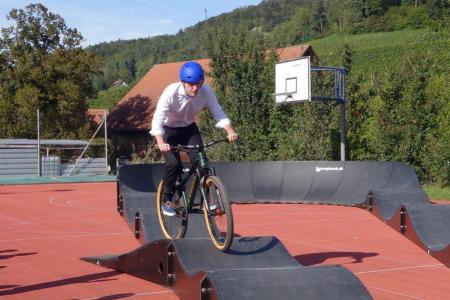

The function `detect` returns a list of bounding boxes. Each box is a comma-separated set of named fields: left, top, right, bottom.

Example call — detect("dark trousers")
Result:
left=162, top=123, right=203, bottom=198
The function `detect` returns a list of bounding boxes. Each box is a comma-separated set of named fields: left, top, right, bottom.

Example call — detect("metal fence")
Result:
left=0, top=147, right=107, bottom=178
left=0, top=148, right=39, bottom=178
left=61, top=158, right=107, bottom=176
left=42, top=156, right=61, bottom=176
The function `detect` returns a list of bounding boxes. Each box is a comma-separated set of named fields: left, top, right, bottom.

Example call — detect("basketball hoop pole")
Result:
left=309, top=66, right=346, bottom=161
left=337, top=67, right=346, bottom=161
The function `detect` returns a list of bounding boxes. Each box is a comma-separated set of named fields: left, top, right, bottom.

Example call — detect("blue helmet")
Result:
left=180, top=61, right=204, bottom=83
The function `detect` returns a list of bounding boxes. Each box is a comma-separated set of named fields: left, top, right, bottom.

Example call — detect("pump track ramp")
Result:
left=83, top=161, right=450, bottom=299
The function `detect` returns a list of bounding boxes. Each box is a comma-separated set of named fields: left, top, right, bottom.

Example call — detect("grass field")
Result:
left=424, top=184, right=450, bottom=202
left=310, top=29, right=431, bottom=77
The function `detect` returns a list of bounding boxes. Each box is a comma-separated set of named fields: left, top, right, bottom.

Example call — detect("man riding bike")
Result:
left=150, top=61, right=238, bottom=216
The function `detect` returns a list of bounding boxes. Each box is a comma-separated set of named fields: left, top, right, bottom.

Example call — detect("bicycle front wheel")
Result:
left=202, top=176, right=234, bottom=251
left=156, top=180, right=187, bottom=239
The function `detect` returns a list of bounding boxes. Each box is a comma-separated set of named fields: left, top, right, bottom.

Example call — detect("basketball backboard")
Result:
left=274, top=56, right=311, bottom=103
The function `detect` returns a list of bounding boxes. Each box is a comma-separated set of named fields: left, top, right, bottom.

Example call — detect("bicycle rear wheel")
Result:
left=156, top=180, right=187, bottom=239
left=202, top=176, right=234, bottom=251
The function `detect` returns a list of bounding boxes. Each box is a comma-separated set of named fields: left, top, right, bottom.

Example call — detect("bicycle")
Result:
left=156, top=139, right=234, bottom=251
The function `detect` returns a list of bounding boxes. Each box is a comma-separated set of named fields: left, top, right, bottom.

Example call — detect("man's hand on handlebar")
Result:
left=224, top=124, right=239, bottom=143
left=155, top=133, right=238, bottom=153
left=227, top=133, right=239, bottom=142
left=155, top=134, right=171, bottom=152
left=157, top=142, right=171, bottom=152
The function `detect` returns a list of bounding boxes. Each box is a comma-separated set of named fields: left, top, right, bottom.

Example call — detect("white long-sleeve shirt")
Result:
left=150, top=82, right=230, bottom=136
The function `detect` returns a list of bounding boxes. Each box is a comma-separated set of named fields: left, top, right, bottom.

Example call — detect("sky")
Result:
left=0, top=0, right=262, bottom=47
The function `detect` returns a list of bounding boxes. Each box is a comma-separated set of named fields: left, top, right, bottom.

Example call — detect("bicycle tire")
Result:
left=202, top=176, right=234, bottom=251
left=156, top=180, right=187, bottom=239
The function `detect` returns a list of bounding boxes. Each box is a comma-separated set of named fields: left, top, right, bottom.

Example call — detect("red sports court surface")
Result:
left=1, top=182, right=449, bottom=299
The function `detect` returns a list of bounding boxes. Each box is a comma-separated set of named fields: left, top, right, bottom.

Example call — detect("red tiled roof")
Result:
left=87, top=108, right=108, bottom=125
left=108, top=44, right=315, bottom=131
left=276, top=44, right=314, bottom=62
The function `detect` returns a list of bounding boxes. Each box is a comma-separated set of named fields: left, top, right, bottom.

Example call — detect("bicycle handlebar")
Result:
left=170, top=139, right=229, bottom=152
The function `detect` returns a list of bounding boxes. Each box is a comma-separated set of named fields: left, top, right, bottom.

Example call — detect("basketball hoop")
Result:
left=272, top=92, right=295, bottom=104
left=274, top=57, right=311, bottom=104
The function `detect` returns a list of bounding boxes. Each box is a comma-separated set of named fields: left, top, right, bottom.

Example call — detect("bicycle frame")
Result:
left=157, top=138, right=233, bottom=251
left=174, top=146, right=214, bottom=213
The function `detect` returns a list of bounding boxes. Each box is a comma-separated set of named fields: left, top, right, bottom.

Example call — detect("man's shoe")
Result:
left=162, top=201, right=176, bottom=217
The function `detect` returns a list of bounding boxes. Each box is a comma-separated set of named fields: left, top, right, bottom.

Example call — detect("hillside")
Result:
left=311, top=29, right=432, bottom=75
left=88, top=27, right=446, bottom=110
left=86, top=0, right=448, bottom=96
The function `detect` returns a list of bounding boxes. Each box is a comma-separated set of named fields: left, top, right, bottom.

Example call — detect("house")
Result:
left=107, top=44, right=317, bottom=160
left=276, top=44, right=317, bottom=63
left=87, top=108, right=108, bottom=126
left=112, top=79, right=128, bottom=88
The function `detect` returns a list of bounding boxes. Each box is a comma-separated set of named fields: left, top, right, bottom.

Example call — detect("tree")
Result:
left=87, top=86, right=129, bottom=109
left=426, top=0, right=449, bottom=19
left=311, top=0, right=327, bottom=34
left=202, top=27, right=276, bottom=161
left=202, top=25, right=339, bottom=162
left=325, top=0, right=347, bottom=31
left=0, top=4, right=100, bottom=139
left=345, top=0, right=385, bottom=30
left=361, top=49, right=449, bottom=184
left=269, top=7, right=312, bottom=46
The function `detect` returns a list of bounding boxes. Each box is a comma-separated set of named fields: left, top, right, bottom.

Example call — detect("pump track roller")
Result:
left=83, top=161, right=450, bottom=299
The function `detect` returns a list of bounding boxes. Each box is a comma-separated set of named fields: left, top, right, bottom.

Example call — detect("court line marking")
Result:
left=355, top=263, right=445, bottom=274
left=365, top=285, right=426, bottom=300
left=49, top=195, right=114, bottom=211
left=79, top=290, right=174, bottom=300
left=0, top=232, right=130, bottom=243
left=236, top=217, right=374, bottom=227
left=0, top=214, right=29, bottom=224
left=237, top=207, right=441, bottom=267
left=0, top=216, right=118, bottom=227
left=235, top=211, right=365, bottom=216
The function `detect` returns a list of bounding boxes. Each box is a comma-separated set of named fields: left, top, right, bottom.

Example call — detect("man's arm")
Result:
left=203, top=85, right=238, bottom=141
left=150, top=85, right=173, bottom=152
left=155, top=134, right=170, bottom=152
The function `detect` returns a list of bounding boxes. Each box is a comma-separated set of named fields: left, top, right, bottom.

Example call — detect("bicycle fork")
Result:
left=194, top=169, right=212, bottom=214
left=174, top=176, right=189, bottom=220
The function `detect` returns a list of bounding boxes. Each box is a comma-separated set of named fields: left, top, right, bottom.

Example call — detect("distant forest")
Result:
left=86, top=0, right=448, bottom=96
